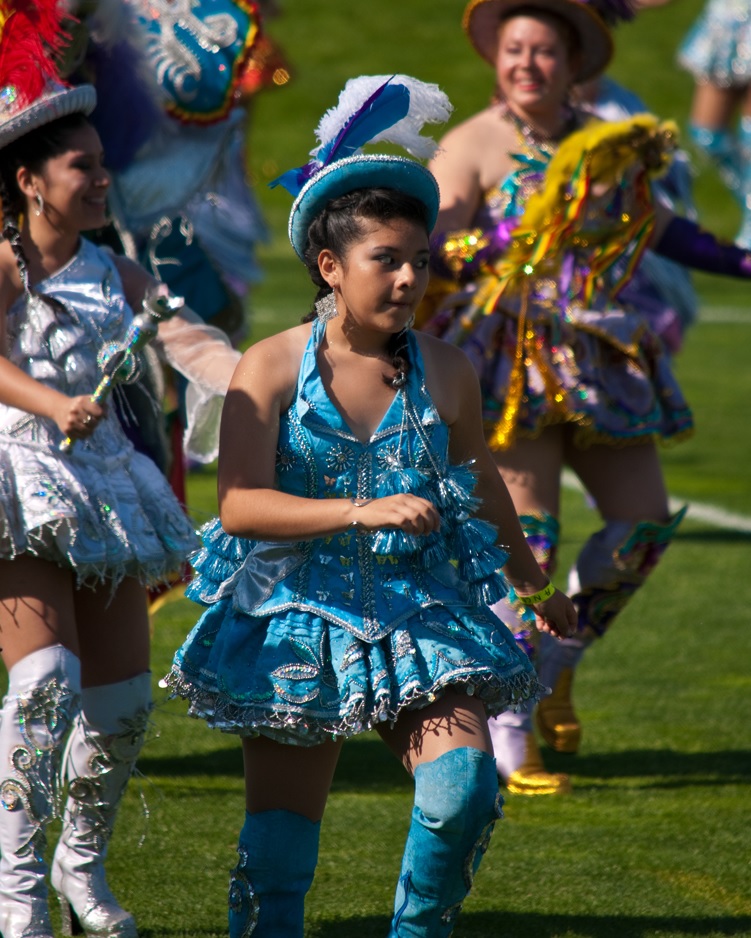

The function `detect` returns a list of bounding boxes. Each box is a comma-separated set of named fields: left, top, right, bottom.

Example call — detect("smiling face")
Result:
left=320, top=215, right=430, bottom=337
left=23, top=122, right=110, bottom=232
left=495, top=13, right=577, bottom=122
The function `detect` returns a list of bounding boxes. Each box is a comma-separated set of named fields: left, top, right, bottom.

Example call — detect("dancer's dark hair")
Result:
left=302, top=187, right=429, bottom=389
left=0, top=113, right=92, bottom=303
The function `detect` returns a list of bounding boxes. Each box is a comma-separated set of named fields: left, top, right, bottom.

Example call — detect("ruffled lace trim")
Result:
left=162, top=665, right=544, bottom=747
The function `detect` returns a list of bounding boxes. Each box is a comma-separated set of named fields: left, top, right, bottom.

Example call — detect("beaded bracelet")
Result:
left=516, top=580, right=555, bottom=605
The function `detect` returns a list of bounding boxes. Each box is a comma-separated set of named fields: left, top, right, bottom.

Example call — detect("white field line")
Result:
left=699, top=307, right=750, bottom=324
left=562, top=469, right=751, bottom=534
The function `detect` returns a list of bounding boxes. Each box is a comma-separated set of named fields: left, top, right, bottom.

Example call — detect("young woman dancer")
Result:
left=164, top=75, right=576, bottom=937
left=0, top=8, right=239, bottom=936
left=423, top=0, right=751, bottom=794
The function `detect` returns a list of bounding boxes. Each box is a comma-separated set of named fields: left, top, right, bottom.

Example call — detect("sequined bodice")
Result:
left=1, top=239, right=135, bottom=443
left=4, top=239, right=132, bottom=396
left=275, top=321, right=448, bottom=502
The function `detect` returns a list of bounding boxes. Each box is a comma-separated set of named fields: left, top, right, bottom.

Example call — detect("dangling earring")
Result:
left=315, top=291, right=338, bottom=323
left=33, top=192, right=45, bottom=217
left=406, top=313, right=416, bottom=330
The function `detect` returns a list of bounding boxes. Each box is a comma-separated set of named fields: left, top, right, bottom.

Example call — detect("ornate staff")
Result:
left=59, top=289, right=184, bottom=453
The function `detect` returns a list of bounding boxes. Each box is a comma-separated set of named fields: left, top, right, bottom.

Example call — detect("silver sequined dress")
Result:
left=0, top=238, right=197, bottom=586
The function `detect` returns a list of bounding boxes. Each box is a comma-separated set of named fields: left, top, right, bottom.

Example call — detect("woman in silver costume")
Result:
left=0, top=7, right=238, bottom=936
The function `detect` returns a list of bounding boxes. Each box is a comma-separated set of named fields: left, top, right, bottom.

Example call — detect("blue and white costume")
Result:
left=165, top=319, right=542, bottom=745
left=678, top=0, right=751, bottom=89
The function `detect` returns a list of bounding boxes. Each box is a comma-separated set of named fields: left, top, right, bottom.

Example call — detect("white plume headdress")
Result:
left=272, top=74, right=452, bottom=258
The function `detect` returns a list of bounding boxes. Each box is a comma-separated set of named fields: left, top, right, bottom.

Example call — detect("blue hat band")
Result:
left=288, top=154, right=440, bottom=259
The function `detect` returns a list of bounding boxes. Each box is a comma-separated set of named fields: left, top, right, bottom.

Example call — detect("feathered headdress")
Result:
left=272, top=75, right=452, bottom=258
left=0, top=0, right=95, bottom=150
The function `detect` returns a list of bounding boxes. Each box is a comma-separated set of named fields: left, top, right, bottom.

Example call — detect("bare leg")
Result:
left=564, top=436, right=669, bottom=524
left=0, top=555, right=80, bottom=670
left=536, top=437, right=680, bottom=753
left=377, top=689, right=491, bottom=773
left=689, top=82, right=747, bottom=221
left=241, top=735, right=342, bottom=822
left=73, top=576, right=150, bottom=687
left=690, top=82, right=743, bottom=130
left=494, top=426, right=564, bottom=518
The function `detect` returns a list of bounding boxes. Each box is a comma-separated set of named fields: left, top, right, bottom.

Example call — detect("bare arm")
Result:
left=0, top=355, right=103, bottom=434
left=429, top=111, right=516, bottom=234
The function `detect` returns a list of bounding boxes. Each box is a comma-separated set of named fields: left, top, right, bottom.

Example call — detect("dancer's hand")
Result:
left=54, top=394, right=106, bottom=439
left=531, top=588, right=578, bottom=638
left=347, top=494, right=441, bottom=535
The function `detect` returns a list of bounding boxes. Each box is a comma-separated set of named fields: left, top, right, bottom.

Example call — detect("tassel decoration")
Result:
left=434, top=463, right=481, bottom=515
left=374, top=465, right=432, bottom=501
left=370, top=527, right=421, bottom=558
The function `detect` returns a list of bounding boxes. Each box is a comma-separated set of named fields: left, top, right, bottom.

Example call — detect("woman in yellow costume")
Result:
left=424, top=0, right=751, bottom=793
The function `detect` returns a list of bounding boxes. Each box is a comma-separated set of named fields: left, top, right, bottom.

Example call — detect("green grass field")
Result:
left=34, top=1, right=751, bottom=935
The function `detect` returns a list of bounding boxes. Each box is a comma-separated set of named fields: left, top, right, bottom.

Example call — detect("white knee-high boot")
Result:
left=0, top=645, right=81, bottom=938
left=51, top=672, right=152, bottom=938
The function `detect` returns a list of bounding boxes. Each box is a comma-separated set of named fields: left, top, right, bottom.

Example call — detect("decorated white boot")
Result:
left=0, top=645, right=81, bottom=938
left=51, top=672, right=151, bottom=938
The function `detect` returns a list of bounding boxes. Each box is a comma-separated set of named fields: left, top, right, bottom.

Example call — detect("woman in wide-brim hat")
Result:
left=421, top=0, right=751, bottom=796
left=463, top=0, right=614, bottom=81
left=0, top=3, right=242, bottom=936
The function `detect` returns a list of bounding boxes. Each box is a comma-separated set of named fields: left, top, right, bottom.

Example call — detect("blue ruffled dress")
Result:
left=164, top=320, right=542, bottom=745
left=678, top=0, right=751, bottom=89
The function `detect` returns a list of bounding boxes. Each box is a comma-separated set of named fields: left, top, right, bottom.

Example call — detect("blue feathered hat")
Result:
left=271, top=75, right=452, bottom=259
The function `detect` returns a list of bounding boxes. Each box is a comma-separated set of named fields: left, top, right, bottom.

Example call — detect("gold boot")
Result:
left=505, top=734, right=572, bottom=796
left=536, top=667, right=581, bottom=753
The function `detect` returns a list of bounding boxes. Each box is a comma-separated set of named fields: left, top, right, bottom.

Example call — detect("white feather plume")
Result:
left=312, top=74, right=453, bottom=161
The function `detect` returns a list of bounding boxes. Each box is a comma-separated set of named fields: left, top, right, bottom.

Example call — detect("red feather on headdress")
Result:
left=0, top=0, right=70, bottom=107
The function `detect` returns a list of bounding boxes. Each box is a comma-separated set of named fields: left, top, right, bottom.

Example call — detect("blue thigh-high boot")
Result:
left=388, top=747, right=502, bottom=938
left=688, top=124, right=742, bottom=197
left=228, top=808, right=321, bottom=938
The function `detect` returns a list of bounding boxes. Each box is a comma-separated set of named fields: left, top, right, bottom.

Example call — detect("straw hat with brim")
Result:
left=0, top=83, right=96, bottom=151
left=463, top=0, right=613, bottom=83
left=288, top=154, right=440, bottom=260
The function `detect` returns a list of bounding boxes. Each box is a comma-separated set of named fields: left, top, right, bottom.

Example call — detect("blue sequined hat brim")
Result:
left=288, top=154, right=440, bottom=260
left=0, top=84, right=97, bottom=151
